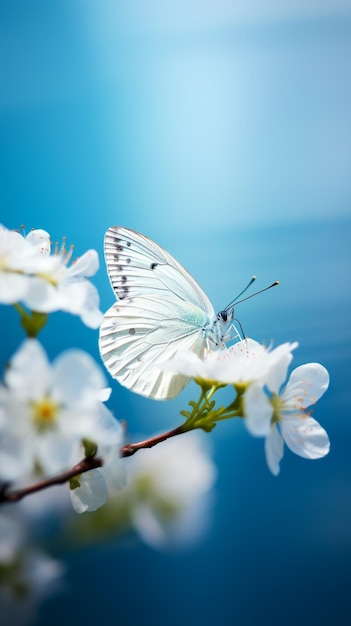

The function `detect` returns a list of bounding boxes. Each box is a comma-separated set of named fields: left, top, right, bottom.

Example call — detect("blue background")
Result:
left=1, top=2, right=351, bottom=625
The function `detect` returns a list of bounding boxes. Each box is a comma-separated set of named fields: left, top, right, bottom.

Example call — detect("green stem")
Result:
left=181, top=381, right=247, bottom=433
left=13, top=304, right=48, bottom=338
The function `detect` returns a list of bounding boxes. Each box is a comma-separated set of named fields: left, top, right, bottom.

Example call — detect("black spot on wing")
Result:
left=119, top=286, right=129, bottom=299
left=129, top=328, right=136, bottom=335
left=151, top=262, right=158, bottom=270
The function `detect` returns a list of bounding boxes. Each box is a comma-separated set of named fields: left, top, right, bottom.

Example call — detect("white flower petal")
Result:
left=0, top=512, right=25, bottom=563
left=26, top=229, right=51, bottom=255
left=127, top=432, right=216, bottom=547
left=4, top=339, right=51, bottom=400
left=131, top=503, right=169, bottom=546
left=283, top=363, right=330, bottom=409
left=158, top=350, right=204, bottom=377
left=23, top=277, right=62, bottom=312
left=0, top=227, right=32, bottom=269
left=281, top=415, right=330, bottom=459
left=23, top=548, right=65, bottom=597
left=0, top=225, right=53, bottom=279
left=0, top=433, right=32, bottom=482
left=58, top=280, right=102, bottom=326
left=55, top=281, right=89, bottom=314
left=244, top=383, right=273, bottom=436
left=264, top=425, right=284, bottom=476
left=0, top=272, right=30, bottom=304
left=52, top=350, right=107, bottom=407
left=0, top=404, right=6, bottom=429
left=76, top=282, right=103, bottom=328
left=212, top=339, right=270, bottom=383
left=66, top=249, right=99, bottom=278
left=70, top=469, right=108, bottom=513
left=35, top=433, right=77, bottom=475
left=102, top=453, right=126, bottom=490
left=97, top=387, right=112, bottom=402
left=264, top=342, right=298, bottom=393
left=52, top=280, right=102, bottom=328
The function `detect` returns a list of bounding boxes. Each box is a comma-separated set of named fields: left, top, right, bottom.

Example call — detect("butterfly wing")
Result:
left=99, top=295, right=212, bottom=399
left=100, top=227, right=218, bottom=399
left=104, top=226, right=215, bottom=314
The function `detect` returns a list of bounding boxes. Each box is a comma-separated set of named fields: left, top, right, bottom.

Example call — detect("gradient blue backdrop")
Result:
left=1, top=2, right=351, bottom=625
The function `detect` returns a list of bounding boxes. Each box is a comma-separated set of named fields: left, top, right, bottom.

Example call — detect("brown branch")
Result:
left=0, top=424, right=186, bottom=504
left=121, top=424, right=185, bottom=457
left=0, top=456, right=103, bottom=504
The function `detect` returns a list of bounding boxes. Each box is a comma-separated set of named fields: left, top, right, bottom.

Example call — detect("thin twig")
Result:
left=0, top=424, right=187, bottom=504
left=121, top=424, right=185, bottom=457
left=0, top=456, right=103, bottom=503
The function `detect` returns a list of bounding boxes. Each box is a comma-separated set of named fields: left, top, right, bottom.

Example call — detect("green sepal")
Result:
left=233, top=382, right=248, bottom=395
left=82, top=438, right=98, bottom=458
left=70, top=475, right=81, bottom=490
left=14, top=304, right=48, bottom=338
left=200, top=421, right=217, bottom=433
left=195, top=378, right=227, bottom=393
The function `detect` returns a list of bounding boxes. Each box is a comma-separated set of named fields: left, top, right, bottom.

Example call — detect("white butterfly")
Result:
left=99, top=227, right=242, bottom=400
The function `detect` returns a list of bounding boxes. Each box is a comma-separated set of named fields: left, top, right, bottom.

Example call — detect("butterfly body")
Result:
left=99, top=227, right=237, bottom=400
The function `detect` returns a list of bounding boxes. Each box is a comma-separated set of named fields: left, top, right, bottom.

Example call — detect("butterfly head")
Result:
left=217, top=307, right=236, bottom=342
left=217, top=308, right=234, bottom=324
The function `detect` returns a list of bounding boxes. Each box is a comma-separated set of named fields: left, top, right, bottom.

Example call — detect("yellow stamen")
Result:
left=271, top=394, right=285, bottom=425
left=31, top=397, right=60, bottom=432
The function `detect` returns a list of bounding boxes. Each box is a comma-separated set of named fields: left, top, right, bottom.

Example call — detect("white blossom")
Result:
left=24, top=229, right=103, bottom=328
left=0, top=339, right=117, bottom=483
left=244, top=363, right=330, bottom=475
left=69, top=406, right=125, bottom=514
left=0, top=226, right=43, bottom=305
left=25, top=228, right=51, bottom=255
left=70, top=469, right=109, bottom=514
left=0, top=225, right=102, bottom=328
left=160, top=338, right=298, bottom=388
left=125, top=432, right=217, bottom=548
left=0, top=509, right=64, bottom=626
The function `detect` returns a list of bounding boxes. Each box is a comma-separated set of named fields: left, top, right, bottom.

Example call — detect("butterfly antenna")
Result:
left=224, top=276, right=257, bottom=310
left=232, top=281, right=280, bottom=308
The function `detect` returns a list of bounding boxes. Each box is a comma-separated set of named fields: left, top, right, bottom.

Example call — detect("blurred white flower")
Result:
left=125, top=432, right=217, bottom=548
left=25, top=228, right=51, bottom=255
left=69, top=406, right=125, bottom=514
left=24, top=229, right=103, bottom=328
left=244, top=363, right=330, bottom=475
left=0, top=339, right=116, bottom=483
left=0, top=225, right=102, bottom=328
left=160, top=338, right=298, bottom=388
left=0, top=510, right=25, bottom=564
left=70, top=469, right=109, bottom=514
left=0, top=508, right=64, bottom=626
left=0, top=226, right=43, bottom=305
